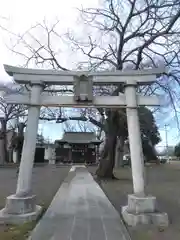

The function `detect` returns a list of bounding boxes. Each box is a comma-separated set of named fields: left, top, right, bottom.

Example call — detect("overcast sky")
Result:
left=0, top=0, right=100, bottom=79
left=0, top=0, right=100, bottom=141
left=0, top=0, right=178, bottom=148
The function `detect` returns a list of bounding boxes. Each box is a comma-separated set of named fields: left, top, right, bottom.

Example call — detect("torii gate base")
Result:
left=0, top=195, right=42, bottom=224
left=122, top=195, right=168, bottom=227
left=0, top=65, right=168, bottom=227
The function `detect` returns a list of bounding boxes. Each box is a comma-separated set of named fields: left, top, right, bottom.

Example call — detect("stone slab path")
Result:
left=29, top=165, right=131, bottom=240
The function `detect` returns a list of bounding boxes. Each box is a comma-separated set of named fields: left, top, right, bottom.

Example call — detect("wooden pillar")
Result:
left=96, top=145, right=99, bottom=164
left=84, top=145, right=87, bottom=164
left=68, top=146, right=72, bottom=163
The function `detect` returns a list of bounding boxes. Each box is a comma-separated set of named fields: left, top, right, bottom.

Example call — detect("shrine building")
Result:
left=55, top=132, right=101, bottom=164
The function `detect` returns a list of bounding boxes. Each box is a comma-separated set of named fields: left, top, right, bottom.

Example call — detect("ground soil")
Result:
left=88, top=163, right=180, bottom=240
left=0, top=165, right=70, bottom=239
left=1, top=163, right=180, bottom=239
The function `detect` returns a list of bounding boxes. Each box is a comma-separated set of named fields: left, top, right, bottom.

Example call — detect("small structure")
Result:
left=55, top=132, right=101, bottom=164
left=44, top=143, right=56, bottom=164
left=0, top=126, right=18, bottom=164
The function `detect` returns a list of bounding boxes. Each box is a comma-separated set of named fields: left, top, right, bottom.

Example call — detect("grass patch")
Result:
left=0, top=205, right=47, bottom=240
left=0, top=222, right=35, bottom=240
left=130, top=231, right=154, bottom=240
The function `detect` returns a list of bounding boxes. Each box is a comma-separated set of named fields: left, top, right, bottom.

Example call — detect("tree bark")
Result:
left=0, top=119, right=8, bottom=164
left=0, top=139, right=5, bottom=164
left=115, top=136, right=125, bottom=168
left=17, top=123, right=25, bottom=163
left=96, top=133, right=117, bottom=178
left=96, top=110, right=121, bottom=178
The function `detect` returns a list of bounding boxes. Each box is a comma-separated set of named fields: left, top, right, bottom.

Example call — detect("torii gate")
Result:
left=0, top=65, right=168, bottom=226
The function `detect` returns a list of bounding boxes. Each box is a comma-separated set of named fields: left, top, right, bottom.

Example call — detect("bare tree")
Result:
left=7, top=19, right=70, bottom=70
left=65, top=0, right=180, bottom=177
left=0, top=84, right=27, bottom=163
left=3, top=0, right=180, bottom=177
left=62, top=117, right=97, bottom=133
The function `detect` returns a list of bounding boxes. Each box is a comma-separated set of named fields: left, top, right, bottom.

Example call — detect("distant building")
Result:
left=55, top=132, right=101, bottom=164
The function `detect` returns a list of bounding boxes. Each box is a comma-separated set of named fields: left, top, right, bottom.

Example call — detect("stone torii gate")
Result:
left=0, top=65, right=168, bottom=226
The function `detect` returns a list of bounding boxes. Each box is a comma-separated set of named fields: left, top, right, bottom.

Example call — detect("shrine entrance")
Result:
left=1, top=64, right=168, bottom=226
left=72, top=144, right=86, bottom=163
left=71, top=144, right=96, bottom=164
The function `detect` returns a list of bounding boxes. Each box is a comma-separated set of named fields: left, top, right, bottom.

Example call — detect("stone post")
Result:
left=0, top=84, right=43, bottom=224
left=44, top=147, right=48, bottom=161
left=121, top=81, right=168, bottom=227
left=48, top=146, right=56, bottom=164
left=13, top=150, right=18, bottom=163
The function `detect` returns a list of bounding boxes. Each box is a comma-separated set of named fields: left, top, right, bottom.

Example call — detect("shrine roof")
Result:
left=55, top=132, right=102, bottom=144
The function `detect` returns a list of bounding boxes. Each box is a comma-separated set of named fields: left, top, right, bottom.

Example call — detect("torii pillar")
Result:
left=121, top=80, right=169, bottom=227
left=0, top=84, right=43, bottom=224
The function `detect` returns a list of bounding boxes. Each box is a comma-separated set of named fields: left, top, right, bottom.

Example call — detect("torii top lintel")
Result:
left=4, top=64, right=167, bottom=85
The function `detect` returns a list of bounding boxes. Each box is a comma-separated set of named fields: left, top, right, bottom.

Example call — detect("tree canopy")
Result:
left=174, top=144, right=180, bottom=157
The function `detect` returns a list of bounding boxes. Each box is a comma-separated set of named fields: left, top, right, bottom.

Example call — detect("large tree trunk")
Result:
left=96, top=110, right=121, bottom=178
left=142, top=138, right=159, bottom=164
left=115, top=136, right=125, bottom=168
left=17, top=123, right=25, bottom=163
left=0, top=119, right=8, bottom=164
left=96, top=132, right=117, bottom=178
left=0, top=139, right=5, bottom=164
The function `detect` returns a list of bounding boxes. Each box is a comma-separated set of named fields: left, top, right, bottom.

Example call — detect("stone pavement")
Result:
left=29, top=165, right=131, bottom=240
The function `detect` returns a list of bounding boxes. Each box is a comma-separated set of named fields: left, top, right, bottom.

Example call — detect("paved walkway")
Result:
left=29, top=165, right=130, bottom=240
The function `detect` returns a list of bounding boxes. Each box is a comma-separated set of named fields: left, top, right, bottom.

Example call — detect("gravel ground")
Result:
left=88, top=163, right=180, bottom=240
